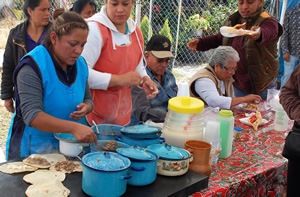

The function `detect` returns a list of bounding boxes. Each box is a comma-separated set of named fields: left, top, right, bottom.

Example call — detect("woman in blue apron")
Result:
left=6, top=10, right=97, bottom=160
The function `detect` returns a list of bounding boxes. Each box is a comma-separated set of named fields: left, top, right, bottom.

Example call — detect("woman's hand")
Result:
left=71, top=124, right=98, bottom=143
left=283, top=53, right=290, bottom=62
left=140, top=76, right=159, bottom=99
left=70, top=102, right=92, bottom=120
left=243, top=94, right=262, bottom=103
left=4, top=98, right=14, bottom=113
left=110, top=71, right=143, bottom=87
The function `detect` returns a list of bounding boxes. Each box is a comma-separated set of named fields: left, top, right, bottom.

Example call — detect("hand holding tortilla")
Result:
left=220, top=24, right=260, bottom=38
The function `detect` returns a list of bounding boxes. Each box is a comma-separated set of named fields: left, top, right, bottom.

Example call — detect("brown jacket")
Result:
left=189, top=65, right=234, bottom=105
left=222, top=10, right=283, bottom=94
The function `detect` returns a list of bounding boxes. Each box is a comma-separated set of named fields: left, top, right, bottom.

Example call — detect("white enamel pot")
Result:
left=147, top=144, right=193, bottom=176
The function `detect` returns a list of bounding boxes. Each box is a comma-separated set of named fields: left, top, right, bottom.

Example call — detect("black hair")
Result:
left=23, top=0, right=44, bottom=19
left=43, top=10, right=89, bottom=47
left=70, top=0, right=97, bottom=14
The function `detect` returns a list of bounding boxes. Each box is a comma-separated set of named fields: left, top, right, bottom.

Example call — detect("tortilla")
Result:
left=41, top=153, right=67, bottom=165
left=25, top=180, right=70, bottom=197
left=23, top=169, right=66, bottom=184
left=23, top=154, right=52, bottom=168
left=244, top=103, right=260, bottom=111
left=49, top=160, right=82, bottom=174
left=0, top=162, right=38, bottom=174
left=248, top=111, right=263, bottom=131
left=233, top=22, right=246, bottom=29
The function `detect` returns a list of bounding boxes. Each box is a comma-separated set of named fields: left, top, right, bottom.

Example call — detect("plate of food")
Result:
left=238, top=102, right=270, bottom=112
left=239, top=111, right=268, bottom=131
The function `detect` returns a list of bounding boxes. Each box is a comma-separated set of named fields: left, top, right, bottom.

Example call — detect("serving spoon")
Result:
left=92, top=120, right=100, bottom=134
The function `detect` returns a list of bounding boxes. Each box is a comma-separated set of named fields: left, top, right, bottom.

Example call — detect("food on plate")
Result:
left=0, top=162, right=38, bottom=174
left=23, top=155, right=51, bottom=168
left=244, top=103, right=260, bottom=111
left=248, top=111, right=263, bottom=131
left=23, top=169, right=66, bottom=184
left=25, top=180, right=70, bottom=197
left=234, top=22, right=246, bottom=29
left=50, top=160, right=82, bottom=174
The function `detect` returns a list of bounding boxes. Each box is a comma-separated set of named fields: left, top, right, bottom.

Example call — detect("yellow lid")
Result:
left=168, top=96, right=204, bottom=114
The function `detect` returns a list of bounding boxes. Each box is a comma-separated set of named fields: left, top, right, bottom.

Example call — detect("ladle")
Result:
left=92, top=120, right=100, bottom=134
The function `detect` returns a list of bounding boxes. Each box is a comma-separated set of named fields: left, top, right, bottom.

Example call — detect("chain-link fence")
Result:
left=0, top=0, right=279, bottom=67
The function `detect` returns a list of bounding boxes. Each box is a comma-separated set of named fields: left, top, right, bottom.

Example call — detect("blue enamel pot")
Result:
left=117, top=147, right=159, bottom=186
left=81, top=152, right=131, bottom=197
left=90, top=140, right=130, bottom=152
left=91, top=124, right=124, bottom=140
left=117, top=135, right=165, bottom=148
left=121, top=125, right=162, bottom=139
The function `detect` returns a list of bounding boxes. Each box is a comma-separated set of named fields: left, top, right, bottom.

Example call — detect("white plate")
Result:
left=239, top=117, right=268, bottom=126
left=220, top=26, right=260, bottom=38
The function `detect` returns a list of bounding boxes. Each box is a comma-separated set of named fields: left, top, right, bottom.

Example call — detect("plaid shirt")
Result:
left=280, top=4, right=300, bottom=56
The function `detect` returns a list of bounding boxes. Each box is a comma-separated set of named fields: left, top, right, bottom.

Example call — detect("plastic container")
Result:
left=162, top=96, right=205, bottom=147
left=233, top=127, right=242, bottom=140
left=203, top=120, right=221, bottom=165
left=218, top=110, right=234, bottom=159
left=274, top=103, right=289, bottom=131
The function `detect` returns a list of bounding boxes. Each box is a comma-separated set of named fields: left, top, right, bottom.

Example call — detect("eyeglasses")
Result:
left=223, top=66, right=237, bottom=74
left=157, top=58, right=170, bottom=64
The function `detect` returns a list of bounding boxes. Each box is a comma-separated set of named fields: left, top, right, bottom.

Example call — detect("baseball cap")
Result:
left=145, top=35, right=174, bottom=58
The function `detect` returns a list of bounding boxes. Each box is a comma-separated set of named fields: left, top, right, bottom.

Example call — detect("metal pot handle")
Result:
left=130, top=166, right=145, bottom=171
left=120, top=174, right=132, bottom=180
left=185, top=148, right=194, bottom=163
left=159, top=137, right=166, bottom=143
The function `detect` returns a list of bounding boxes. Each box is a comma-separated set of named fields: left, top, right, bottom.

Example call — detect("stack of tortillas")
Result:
left=0, top=153, right=82, bottom=197
left=23, top=170, right=70, bottom=197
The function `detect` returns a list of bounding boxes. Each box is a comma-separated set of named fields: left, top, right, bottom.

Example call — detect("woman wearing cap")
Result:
left=70, top=0, right=97, bottom=19
left=130, top=35, right=178, bottom=125
left=81, top=0, right=158, bottom=126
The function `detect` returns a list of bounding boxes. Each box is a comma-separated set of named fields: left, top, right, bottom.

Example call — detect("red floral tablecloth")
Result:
left=192, top=109, right=289, bottom=197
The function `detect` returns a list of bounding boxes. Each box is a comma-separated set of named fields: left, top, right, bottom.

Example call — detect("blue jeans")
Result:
left=234, top=81, right=276, bottom=101
left=281, top=55, right=300, bottom=89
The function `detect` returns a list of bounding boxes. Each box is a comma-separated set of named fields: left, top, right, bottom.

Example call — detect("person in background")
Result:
left=279, top=4, right=300, bottom=89
left=6, top=10, right=97, bottom=160
left=1, top=0, right=51, bottom=113
left=280, top=63, right=300, bottom=196
left=187, top=0, right=282, bottom=100
left=189, top=46, right=261, bottom=109
left=81, top=0, right=158, bottom=126
left=130, top=35, right=178, bottom=125
left=70, top=0, right=97, bottom=19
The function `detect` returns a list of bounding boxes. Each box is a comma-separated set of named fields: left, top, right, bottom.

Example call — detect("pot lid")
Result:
left=82, top=152, right=131, bottom=171
left=117, top=147, right=158, bottom=161
left=121, top=125, right=161, bottom=135
left=54, top=133, right=78, bottom=143
left=168, top=96, right=204, bottom=114
left=147, top=144, right=189, bottom=160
